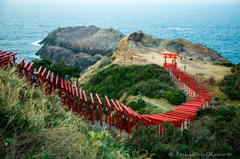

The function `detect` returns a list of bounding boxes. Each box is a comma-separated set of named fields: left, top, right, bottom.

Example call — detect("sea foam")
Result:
left=31, top=40, right=43, bottom=47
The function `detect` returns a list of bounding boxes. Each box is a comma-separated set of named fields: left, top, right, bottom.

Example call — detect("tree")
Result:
left=32, top=57, right=52, bottom=70
left=51, top=60, right=81, bottom=84
left=64, top=67, right=81, bottom=86
left=50, top=60, right=70, bottom=79
left=219, top=71, right=240, bottom=100
left=32, top=58, right=81, bottom=85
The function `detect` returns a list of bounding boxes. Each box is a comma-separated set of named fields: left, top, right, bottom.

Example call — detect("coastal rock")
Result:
left=174, top=38, right=230, bottom=63
left=203, top=56, right=212, bottom=63
left=36, top=25, right=124, bottom=71
left=37, top=45, right=100, bottom=72
left=160, top=40, right=183, bottom=53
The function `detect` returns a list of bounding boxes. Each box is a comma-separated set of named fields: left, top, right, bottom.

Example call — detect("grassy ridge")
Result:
left=0, top=68, right=133, bottom=159
left=84, top=64, right=186, bottom=108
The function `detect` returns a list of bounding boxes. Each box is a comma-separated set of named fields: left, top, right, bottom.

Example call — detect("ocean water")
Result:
left=0, top=1, right=240, bottom=64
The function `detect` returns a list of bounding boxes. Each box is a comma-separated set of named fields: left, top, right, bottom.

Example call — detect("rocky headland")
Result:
left=36, top=26, right=230, bottom=72
left=36, top=25, right=124, bottom=71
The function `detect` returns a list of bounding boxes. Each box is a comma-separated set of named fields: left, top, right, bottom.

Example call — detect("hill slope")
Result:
left=0, top=68, right=131, bottom=158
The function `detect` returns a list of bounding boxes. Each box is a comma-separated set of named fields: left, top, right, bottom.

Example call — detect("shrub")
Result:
left=189, top=58, right=193, bottom=61
left=99, top=56, right=111, bottom=69
left=125, top=126, right=162, bottom=158
left=111, top=56, right=116, bottom=61
left=128, top=98, right=146, bottom=111
left=213, top=62, right=234, bottom=67
left=231, top=63, right=240, bottom=73
left=208, top=75, right=216, bottom=85
left=138, top=108, right=147, bottom=114
left=169, top=93, right=186, bottom=105
left=214, top=97, right=220, bottom=101
left=219, top=71, right=240, bottom=100
left=107, top=50, right=115, bottom=57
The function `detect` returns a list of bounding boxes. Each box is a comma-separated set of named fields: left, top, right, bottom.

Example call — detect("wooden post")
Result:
left=75, top=87, right=79, bottom=115
left=51, top=72, right=54, bottom=94
left=37, top=66, right=42, bottom=89
left=96, top=94, right=102, bottom=128
left=41, top=68, right=47, bottom=92
left=68, top=83, right=71, bottom=111
left=61, top=78, right=64, bottom=107
left=116, top=101, right=123, bottom=134
left=46, top=71, right=51, bottom=95
left=55, top=75, right=59, bottom=95
left=64, top=80, right=68, bottom=111
left=23, top=60, right=30, bottom=83
left=71, top=84, right=75, bottom=114
left=83, top=90, right=87, bottom=123
left=79, top=88, right=83, bottom=117
left=17, top=57, right=25, bottom=79
left=105, top=96, right=111, bottom=130
left=90, top=93, right=94, bottom=125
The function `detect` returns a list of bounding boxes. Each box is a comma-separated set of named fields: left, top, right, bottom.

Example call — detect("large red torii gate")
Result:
left=162, top=53, right=178, bottom=69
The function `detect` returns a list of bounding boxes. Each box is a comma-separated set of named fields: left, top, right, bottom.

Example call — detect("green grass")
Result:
left=84, top=64, right=186, bottom=106
left=0, top=67, right=134, bottom=159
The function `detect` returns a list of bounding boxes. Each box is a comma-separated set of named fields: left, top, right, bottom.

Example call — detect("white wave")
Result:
left=31, top=40, right=43, bottom=47
left=165, top=27, right=191, bottom=31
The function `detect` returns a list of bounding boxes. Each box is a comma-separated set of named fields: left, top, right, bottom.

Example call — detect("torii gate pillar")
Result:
left=162, top=53, right=178, bottom=69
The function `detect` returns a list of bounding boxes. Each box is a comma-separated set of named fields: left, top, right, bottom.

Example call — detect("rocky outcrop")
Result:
left=113, top=31, right=230, bottom=63
left=174, top=38, right=230, bottom=63
left=36, top=25, right=124, bottom=71
left=37, top=45, right=101, bottom=71
left=160, top=40, right=183, bottom=53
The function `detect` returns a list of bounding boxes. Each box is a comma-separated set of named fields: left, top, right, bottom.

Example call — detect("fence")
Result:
left=0, top=49, right=212, bottom=136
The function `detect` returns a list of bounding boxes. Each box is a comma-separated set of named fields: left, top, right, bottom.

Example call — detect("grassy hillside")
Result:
left=83, top=64, right=186, bottom=114
left=0, top=68, right=133, bottom=159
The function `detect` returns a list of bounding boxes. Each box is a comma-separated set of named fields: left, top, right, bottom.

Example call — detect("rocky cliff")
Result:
left=36, top=25, right=124, bottom=71
left=113, top=31, right=230, bottom=63
left=173, top=38, right=230, bottom=63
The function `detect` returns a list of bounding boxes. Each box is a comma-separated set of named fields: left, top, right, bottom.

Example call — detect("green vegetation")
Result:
left=189, top=58, right=193, bottom=61
left=84, top=64, right=186, bottom=106
left=0, top=68, right=132, bottom=158
left=111, top=56, right=116, bottom=61
left=98, top=56, right=112, bottom=69
left=231, top=62, right=240, bottom=73
left=216, top=62, right=240, bottom=100
left=213, top=62, right=234, bottom=67
left=208, top=75, right=216, bottom=85
left=126, top=104, right=240, bottom=158
left=128, top=98, right=146, bottom=111
left=32, top=58, right=81, bottom=84
left=107, top=49, right=115, bottom=57
left=219, top=71, right=240, bottom=100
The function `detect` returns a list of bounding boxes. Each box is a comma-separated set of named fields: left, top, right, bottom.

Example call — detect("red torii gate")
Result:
left=162, top=53, right=178, bottom=69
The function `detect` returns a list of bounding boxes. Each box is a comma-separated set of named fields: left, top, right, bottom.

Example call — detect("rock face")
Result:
left=36, top=25, right=124, bottom=71
left=174, top=38, right=230, bottom=63
left=113, top=31, right=230, bottom=63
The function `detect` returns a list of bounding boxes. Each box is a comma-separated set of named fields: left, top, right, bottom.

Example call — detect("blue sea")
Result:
left=0, top=1, right=240, bottom=64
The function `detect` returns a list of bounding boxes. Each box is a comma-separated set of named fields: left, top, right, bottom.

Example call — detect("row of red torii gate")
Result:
left=0, top=50, right=212, bottom=136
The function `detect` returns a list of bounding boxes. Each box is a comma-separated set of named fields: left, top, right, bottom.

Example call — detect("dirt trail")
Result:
left=141, top=96, right=176, bottom=111
left=127, top=96, right=176, bottom=112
